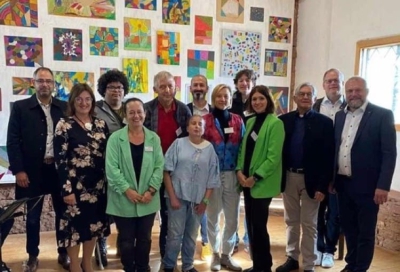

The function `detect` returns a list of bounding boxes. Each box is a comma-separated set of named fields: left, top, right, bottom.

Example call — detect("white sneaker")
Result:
left=321, top=252, right=334, bottom=268
left=315, top=251, right=323, bottom=266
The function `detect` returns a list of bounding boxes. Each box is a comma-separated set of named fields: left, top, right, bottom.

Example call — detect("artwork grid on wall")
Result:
left=220, top=29, right=261, bottom=78
left=124, top=17, right=151, bottom=51
left=53, top=71, right=95, bottom=101
left=154, top=76, right=182, bottom=101
left=162, top=0, right=190, bottom=25
left=47, top=0, right=116, bottom=20
left=187, top=50, right=215, bottom=79
left=250, top=7, right=264, bottom=22
left=0, top=0, right=38, bottom=27
left=264, top=49, right=288, bottom=77
left=216, top=0, right=244, bottom=23
left=268, top=16, right=292, bottom=43
left=53, top=28, right=83, bottom=61
left=269, top=86, right=289, bottom=115
left=194, top=15, right=213, bottom=45
left=157, top=31, right=180, bottom=65
left=125, top=0, right=157, bottom=10
left=12, top=77, right=35, bottom=95
left=4, top=36, right=43, bottom=67
left=90, top=26, right=118, bottom=57
left=123, top=58, right=149, bottom=93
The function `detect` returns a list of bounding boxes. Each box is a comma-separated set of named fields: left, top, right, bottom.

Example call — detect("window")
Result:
left=355, top=35, right=400, bottom=129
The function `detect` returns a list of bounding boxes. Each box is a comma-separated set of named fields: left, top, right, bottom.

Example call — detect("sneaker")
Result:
left=210, top=253, right=221, bottom=271
left=275, top=257, right=299, bottom=272
left=200, top=243, right=212, bottom=261
left=321, top=253, right=334, bottom=268
left=315, top=251, right=323, bottom=266
left=221, top=254, right=242, bottom=271
left=22, top=256, right=39, bottom=272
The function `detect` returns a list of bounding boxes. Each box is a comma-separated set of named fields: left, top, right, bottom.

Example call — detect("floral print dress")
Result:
left=54, top=116, right=110, bottom=247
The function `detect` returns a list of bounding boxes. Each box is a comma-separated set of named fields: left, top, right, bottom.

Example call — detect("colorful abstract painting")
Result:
left=4, top=36, right=43, bottom=67
left=53, top=28, right=83, bottom=61
left=47, top=0, right=115, bottom=20
left=269, top=16, right=292, bottom=43
left=125, top=0, right=156, bottom=10
left=90, top=26, right=118, bottom=56
left=12, top=77, right=35, bottom=95
left=264, top=49, right=288, bottom=77
left=0, top=146, right=13, bottom=183
left=123, top=58, right=148, bottom=93
left=187, top=50, right=215, bottom=79
left=124, top=17, right=151, bottom=51
left=250, top=7, right=264, bottom=22
left=154, top=76, right=182, bottom=101
left=162, top=0, right=190, bottom=25
left=216, top=0, right=244, bottom=23
left=269, top=86, right=289, bottom=115
left=220, top=29, right=261, bottom=78
left=53, top=71, right=95, bottom=101
left=157, top=31, right=180, bottom=65
left=0, top=0, right=38, bottom=27
left=195, top=15, right=212, bottom=45
left=100, top=67, right=114, bottom=76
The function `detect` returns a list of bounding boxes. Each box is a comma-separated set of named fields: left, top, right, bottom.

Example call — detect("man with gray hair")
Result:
left=143, top=71, right=191, bottom=260
left=276, top=82, right=334, bottom=272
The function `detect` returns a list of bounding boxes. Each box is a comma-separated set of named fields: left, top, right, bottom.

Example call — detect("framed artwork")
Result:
left=53, top=28, right=83, bottom=61
left=47, top=0, right=116, bottom=20
left=0, top=0, right=38, bottom=27
left=123, top=58, right=149, bottom=93
left=162, top=0, right=190, bottom=25
left=53, top=71, right=95, bottom=101
left=264, top=49, right=288, bottom=77
left=125, top=0, right=157, bottom=10
left=124, top=17, right=151, bottom=51
left=194, top=15, right=213, bottom=45
left=187, top=50, right=215, bottom=79
left=269, top=86, right=289, bottom=115
left=12, top=77, right=35, bottom=95
left=220, top=29, right=261, bottom=78
left=4, top=36, right=43, bottom=67
left=250, top=7, right=264, bottom=22
left=89, top=26, right=118, bottom=57
left=157, top=31, right=180, bottom=65
left=0, top=146, right=13, bottom=183
left=268, top=16, right=292, bottom=43
left=216, top=0, right=244, bottom=23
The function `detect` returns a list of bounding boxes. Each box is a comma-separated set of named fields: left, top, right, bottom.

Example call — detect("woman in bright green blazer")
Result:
left=105, top=98, right=164, bottom=272
left=236, top=86, right=285, bottom=272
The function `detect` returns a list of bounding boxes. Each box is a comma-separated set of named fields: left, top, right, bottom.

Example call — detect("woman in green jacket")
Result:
left=236, top=85, right=285, bottom=272
left=105, top=98, right=164, bottom=272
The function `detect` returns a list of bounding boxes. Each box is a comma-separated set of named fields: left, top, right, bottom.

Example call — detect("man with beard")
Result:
left=7, top=67, right=69, bottom=271
left=186, top=75, right=213, bottom=261
left=333, top=76, right=396, bottom=272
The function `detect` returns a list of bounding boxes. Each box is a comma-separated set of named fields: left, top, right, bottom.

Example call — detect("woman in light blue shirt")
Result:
left=162, top=115, right=220, bottom=272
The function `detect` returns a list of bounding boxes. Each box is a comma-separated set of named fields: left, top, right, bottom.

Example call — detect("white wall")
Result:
left=296, top=0, right=400, bottom=191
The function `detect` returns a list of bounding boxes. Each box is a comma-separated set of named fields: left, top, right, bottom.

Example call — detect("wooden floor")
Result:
left=3, top=215, right=400, bottom=272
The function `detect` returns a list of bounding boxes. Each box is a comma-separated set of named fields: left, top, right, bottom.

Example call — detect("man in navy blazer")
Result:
left=333, top=76, right=397, bottom=272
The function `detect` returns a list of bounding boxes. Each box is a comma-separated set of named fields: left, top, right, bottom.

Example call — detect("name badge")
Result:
left=251, top=131, right=258, bottom=141
left=224, top=127, right=234, bottom=134
left=145, top=146, right=153, bottom=152
left=176, top=127, right=182, bottom=136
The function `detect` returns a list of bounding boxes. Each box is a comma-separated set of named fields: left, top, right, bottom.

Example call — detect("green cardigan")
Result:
left=237, top=114, right=285, bottom=198
left=106, top=126, right=164, bottom=217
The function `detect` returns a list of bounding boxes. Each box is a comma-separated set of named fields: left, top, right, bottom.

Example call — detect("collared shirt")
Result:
left=193, top=103, right=210, bottom=116
left=37, top=97, right=54, bottom=158
left=157, top=101, right=179, bottom=154
left=338, top=102, right=368, bottom=176
left=320, top=96, right=344, bottom=121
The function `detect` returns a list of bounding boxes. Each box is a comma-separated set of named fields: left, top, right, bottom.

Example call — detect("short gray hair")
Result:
left=346, top=76, right=368, bottom=89
left=153, top=71, right=174, bottom=89
left=294, top=82, right=317, bottom=97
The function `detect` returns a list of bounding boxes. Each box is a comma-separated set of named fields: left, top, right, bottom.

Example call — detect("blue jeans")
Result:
left=317, top=193, right=341, bottom=254
left=163, top=198, right=202, bottom=271
left=200, top=213, right=208, bottom=244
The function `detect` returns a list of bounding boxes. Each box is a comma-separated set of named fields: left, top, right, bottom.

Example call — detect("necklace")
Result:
left=74, top=115, right=92, bottom=131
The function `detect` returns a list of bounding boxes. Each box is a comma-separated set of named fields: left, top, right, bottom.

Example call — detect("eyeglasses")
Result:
left=106, top=86, right=124, bottom=92
left=75, top=97, right=93, bottom=103
left=35, top=79, right=54, bottom=85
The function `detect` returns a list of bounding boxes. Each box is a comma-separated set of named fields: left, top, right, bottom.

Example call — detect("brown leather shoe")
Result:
left=57, top=253, right=70, bottom=271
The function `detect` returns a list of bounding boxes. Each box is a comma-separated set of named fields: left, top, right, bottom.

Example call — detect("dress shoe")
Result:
left=23, top=255, right=38, bottom=272
left=95, top=237, right=108, bottom=267
left=276, top=257, right=299, bottom=272
left=57, top=253, right=70, bottom=270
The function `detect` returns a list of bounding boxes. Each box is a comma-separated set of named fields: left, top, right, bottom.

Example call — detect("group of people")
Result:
left=3, top=66, right=396, bottom=272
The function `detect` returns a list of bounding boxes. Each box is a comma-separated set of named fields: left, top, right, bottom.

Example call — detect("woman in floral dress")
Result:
left=54, top=83, right=110, bottom=272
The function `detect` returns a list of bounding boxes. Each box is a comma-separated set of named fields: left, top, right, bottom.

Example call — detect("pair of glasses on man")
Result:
left=35, top=79, right=54, bottom=85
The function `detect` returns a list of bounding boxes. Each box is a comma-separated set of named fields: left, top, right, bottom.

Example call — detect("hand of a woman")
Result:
left=125, top=188, right=142, bottom=203
left=237, top=171, right=247, bottom=186
left=140, top=191, right=152, bottom=204
left=64, top=194, right=76, bottom=205
left=169, top=196, right=181, bottom=210
left=245, top=176, right=256, bottom=188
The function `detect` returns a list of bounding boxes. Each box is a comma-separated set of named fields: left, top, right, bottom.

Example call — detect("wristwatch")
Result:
left=202, top=198, right=210, bottom=205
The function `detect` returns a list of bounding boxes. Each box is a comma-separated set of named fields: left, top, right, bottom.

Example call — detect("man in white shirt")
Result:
left=186, top=75, right=211, bottom=116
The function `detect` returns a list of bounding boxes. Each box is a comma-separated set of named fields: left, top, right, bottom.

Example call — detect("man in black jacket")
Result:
left=6, top=67, right=69, bottom=271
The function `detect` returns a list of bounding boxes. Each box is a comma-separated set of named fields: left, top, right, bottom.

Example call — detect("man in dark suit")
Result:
left=276, top=82, right=334, bottom=272
left=6, top=67, right=69, bottom=271
left=333, top=76, right=396, bottom=272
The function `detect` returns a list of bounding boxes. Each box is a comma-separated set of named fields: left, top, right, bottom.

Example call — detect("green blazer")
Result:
left=106, top=126, right=164, bottom=217
left=237, top=114, right=285, bottom=198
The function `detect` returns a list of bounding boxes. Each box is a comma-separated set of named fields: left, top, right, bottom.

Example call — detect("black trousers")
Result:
left=159, top=185, right=168, bottom=258
left=114, top=213, right=156, bottom=272
left=243, top=188, right=273, bottom=271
